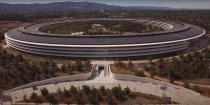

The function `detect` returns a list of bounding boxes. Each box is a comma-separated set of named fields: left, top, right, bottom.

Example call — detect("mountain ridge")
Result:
left=0, top=1, right=176, bottom=13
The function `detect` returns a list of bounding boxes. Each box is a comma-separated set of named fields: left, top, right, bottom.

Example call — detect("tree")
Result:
left=169, top=69, right=183, bottom=79
left=0, top=31, right=5, bottom=41
left=30, top=93, right=43, bottom=105
left=40, top=88, right=49, bottom=97
left=69, top=86, right=78, bottom=95
left=16, top=54, right=24, bottom=62
left=88, top=93, right=98, bottom=104
left=82, top=85, right=91, bottom=95
left=127, top=61, right=134, bottom=69
left=46, top=94, right=58, bottom=104
left=63, top=88, right=70, bottom=98
left=112, top=85, right=126, bottom=100
left=75, top=59, right=83, bottom=71
left=88, top=87, right=99, bottom=104
left=202, top=48, right=210, bottom=59
left=76, top=95, right=82, bottom=104
left=100, top=86, right=106, bottom=95
left=179, top=54, right=185, bottom=61
left=96, top=91, right=103, bottom=101
left=118, top=61, right=126, bottom=68
left=184, top=81, right=190, bottom=89
left=105, top=94, right=114, bottom=105
left=124, top=87, right=131, bottom=96
left=158, top=58, right=165, bottom=69
left=48, top=66, right=56, bottom=76
left=66, top=64, right=73, bottom=73
left=61, top=64, right=67, bottom=73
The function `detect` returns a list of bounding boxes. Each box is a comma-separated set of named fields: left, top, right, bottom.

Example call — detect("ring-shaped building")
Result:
left=5, top=18, right=207, bottom=59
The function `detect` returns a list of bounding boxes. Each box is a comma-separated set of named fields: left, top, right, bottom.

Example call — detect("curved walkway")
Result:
left=1, top=61, right=210, bottom=105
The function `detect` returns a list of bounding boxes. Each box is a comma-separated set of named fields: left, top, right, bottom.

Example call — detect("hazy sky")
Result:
left=0, top=0, right=210, bottom=9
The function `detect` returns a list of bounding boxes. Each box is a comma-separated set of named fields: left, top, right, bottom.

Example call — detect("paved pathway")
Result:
left=1, top=61, right=210, bottom=105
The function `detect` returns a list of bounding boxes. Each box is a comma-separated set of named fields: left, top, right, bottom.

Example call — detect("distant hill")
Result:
left=0, top=2, right=175, bottom=13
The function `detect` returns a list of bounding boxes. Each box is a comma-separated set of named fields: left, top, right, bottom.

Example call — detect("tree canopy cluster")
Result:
left=29, top=85, right=132, bottom=104
left=144, top=49, right=210, bottom=80
left=28, top=85, right=165, bottom=104
left=0, top=49, right=91, bottom=91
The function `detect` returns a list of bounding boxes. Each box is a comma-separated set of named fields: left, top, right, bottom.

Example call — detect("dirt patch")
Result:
left=110, top=64, right=135, bottom=75
left=0, top=21, right=22, bottom=31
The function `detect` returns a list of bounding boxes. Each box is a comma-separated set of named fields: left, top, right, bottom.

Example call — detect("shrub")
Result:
left=135, top=70, right=145, bottom=77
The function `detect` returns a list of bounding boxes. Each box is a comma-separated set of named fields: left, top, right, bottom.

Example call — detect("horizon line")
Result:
left=0, top=1, right=210, bottom=10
